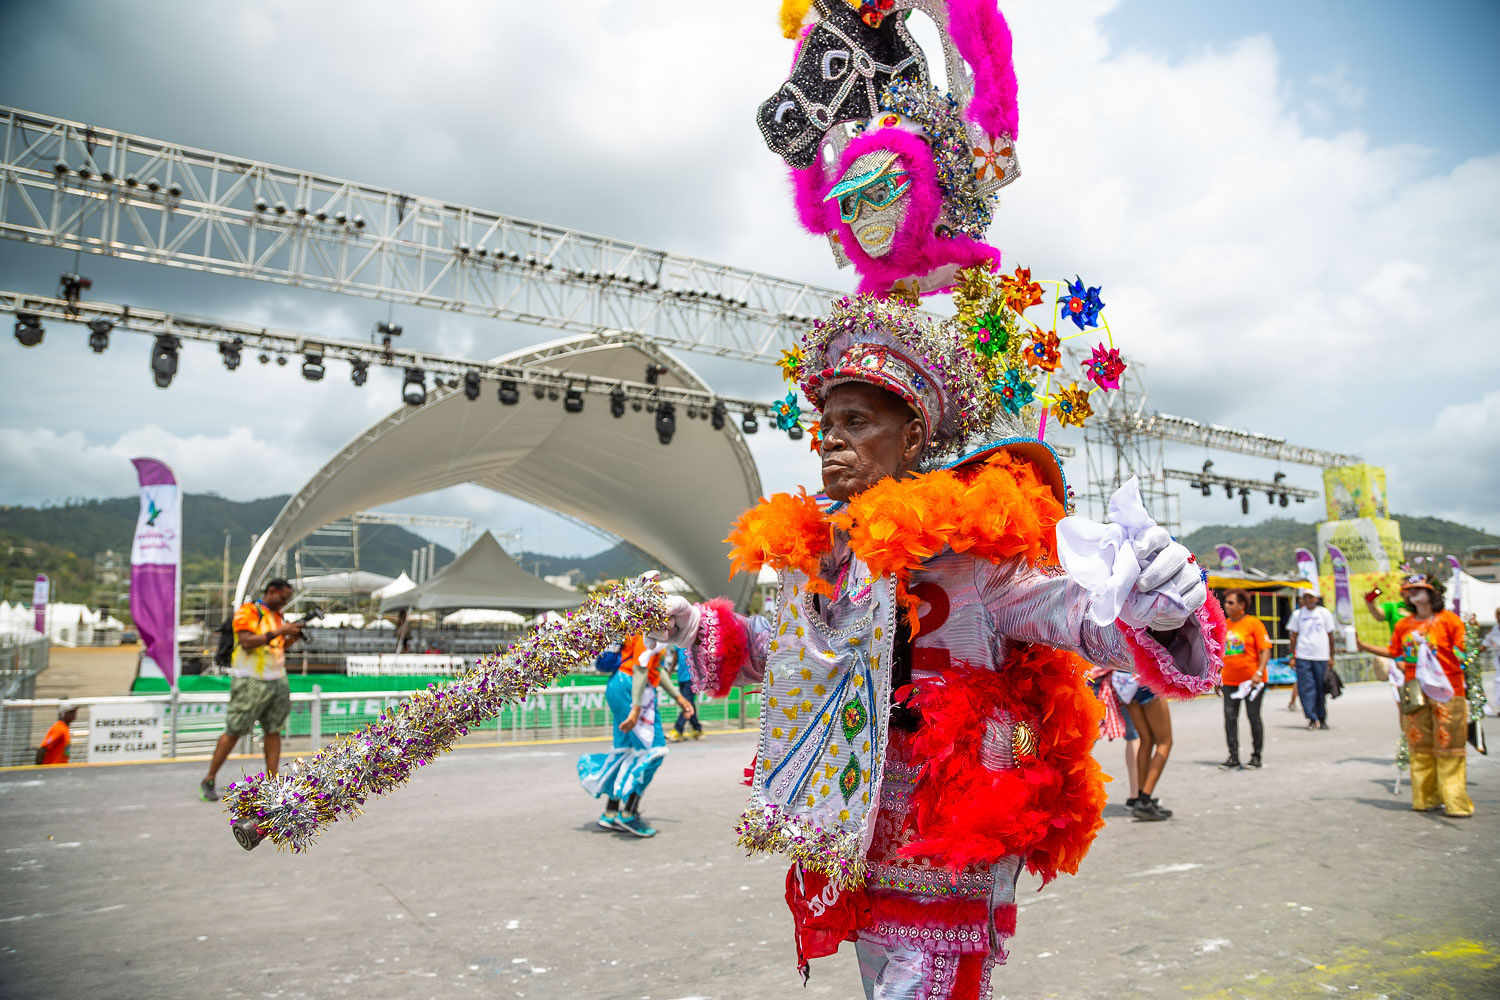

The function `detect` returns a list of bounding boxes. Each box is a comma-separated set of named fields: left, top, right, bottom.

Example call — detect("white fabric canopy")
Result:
left=380, top=531, right=585, bottom=613
left=1453, top=570, right=1500, bottom=619
left=237, top=335, right=761, bottom=610
left=371, top=572, right=417, bottom=600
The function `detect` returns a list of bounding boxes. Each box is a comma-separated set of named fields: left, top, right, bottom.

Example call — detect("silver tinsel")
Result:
left=224, top=578, right=669, bottom=851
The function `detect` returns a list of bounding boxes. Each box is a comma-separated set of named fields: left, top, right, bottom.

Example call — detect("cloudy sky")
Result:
left=1, top=0, right=1496, bottom=562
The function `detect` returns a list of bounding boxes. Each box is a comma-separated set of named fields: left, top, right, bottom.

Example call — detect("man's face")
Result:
left=264, top=586, right=292, bottom=611
left=819, top=382, right=923, bottom=502
left=1300, top=594, right=1318, bottom=610
left=1224, top=593, right=1245, bottom=616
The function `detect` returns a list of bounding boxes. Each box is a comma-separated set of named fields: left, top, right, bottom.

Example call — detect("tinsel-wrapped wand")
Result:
left=224, top=577, right=669, bottom=851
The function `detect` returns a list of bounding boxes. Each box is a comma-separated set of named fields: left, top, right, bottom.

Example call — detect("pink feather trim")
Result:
left=1118, top=595, right=1227, bottom=700
left=946, top=0, right=1019, bottom=139
left=694, top=598, right=748, bottom=699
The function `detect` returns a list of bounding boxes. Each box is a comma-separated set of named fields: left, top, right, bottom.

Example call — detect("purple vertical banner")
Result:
left=129, top=458, right=181, bottom=688
left=31, top=574, right=49, bottom=634
left=1293, top=548, right=1319, bottom=594
left=1215, top=544, right=1242, bottom=572
left=1327, top=544, right=1353, bottom=625
left=1447, top=555, right=1463, bottom=615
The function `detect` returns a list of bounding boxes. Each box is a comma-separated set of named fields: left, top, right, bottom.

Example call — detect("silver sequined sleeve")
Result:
left=975, top=557, right=1129, bottom=667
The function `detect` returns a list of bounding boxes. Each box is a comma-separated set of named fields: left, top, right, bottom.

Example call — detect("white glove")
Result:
left=1125, top=525, right=1206, bottom=631
left=648, top=595, right=701, bottom=648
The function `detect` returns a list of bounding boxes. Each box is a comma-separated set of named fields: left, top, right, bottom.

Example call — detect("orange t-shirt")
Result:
left=1221, top=615, right=1271, bottom=686
left=615, top=634, right=661, bottom=685
left=40, top=720, right=70, bottom=764
left=1388, top=611, right=1466, bottom=695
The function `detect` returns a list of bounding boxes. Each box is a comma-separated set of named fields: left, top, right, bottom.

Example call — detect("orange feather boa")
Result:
left=725, top=452, right=1062, bottom=628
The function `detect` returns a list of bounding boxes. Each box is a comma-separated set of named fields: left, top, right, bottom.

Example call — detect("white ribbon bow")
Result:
left=1056, top=477, right=1190, bottom=629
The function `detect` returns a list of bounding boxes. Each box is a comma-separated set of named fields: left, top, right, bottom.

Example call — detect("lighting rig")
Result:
left=1, top=291, right=782, bottom=442
left=1171, top=465, right=1316, bottom=514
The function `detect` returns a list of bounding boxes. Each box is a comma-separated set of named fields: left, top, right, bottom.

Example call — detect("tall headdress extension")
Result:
left=760, top=1, right=1021, bottom=296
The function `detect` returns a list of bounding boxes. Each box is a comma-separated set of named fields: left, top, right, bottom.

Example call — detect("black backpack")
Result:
left=213, top=603, right=263, bottom=669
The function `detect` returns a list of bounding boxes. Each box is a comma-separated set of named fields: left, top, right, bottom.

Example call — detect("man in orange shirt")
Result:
left=36, top=702, right=78, bottom=765
left=1218, top=589, right=1271, bottom=770
left=199, top=579, right=304, bottom=802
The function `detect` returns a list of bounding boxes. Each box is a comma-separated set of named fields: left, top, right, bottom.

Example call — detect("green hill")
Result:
left=1183, top=513, right=1500, bottom=576
left=0, top=495, right=453, bottom=606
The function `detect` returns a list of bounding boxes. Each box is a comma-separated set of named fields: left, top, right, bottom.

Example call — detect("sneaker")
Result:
left=1306, top=721, right=1319, bottom=731
left=688, top=729, right=703, bottom=741
left=199, top=778, right=219, bottom=802
left=1218, top=757, right=1242, bottom=770
left=1149, top=796, right=1173, bottom=818
left=614, top=814, right=657, bottom=838
left=596, top=811, right=620, bottom=830
left=1247, top=753, right=1262, bottom=768
left=666, top=731, right=682, bottom=743
left=1124, top=796, right=1141, bottom=809
left=1131, top=798, right=1167, bottom=821
left=1317, top=721, right=1330, bottom=730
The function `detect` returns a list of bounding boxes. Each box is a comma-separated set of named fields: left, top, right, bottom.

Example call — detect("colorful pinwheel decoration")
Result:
left=1084, top=344, right=1126, bottom=391
left=992, top=367, right=1036, bottom=416
left=1059, top=276, right=1105, bottom=330
left=805, top=421, right=823, bottom=452
left=773, top=391, right=802, bottom=431
left=999, top=266, right=1044, bottom=313
left=1023, top=329, right=1061, bottom=372
left=777, top=346, right=804, bottom=383
left=970, top=313, right=1011, bottom=358
left=1049, top=382, right=1093, bottom=428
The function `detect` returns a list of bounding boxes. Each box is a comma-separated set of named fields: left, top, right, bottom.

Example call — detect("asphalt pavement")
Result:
left=2, top=678, right=1497, bottom=1000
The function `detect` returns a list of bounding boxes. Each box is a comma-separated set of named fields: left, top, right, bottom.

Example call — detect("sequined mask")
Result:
left=827, top=150, right=911, bottom=257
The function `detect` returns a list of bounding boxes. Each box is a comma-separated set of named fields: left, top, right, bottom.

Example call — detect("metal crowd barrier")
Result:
left=0, top=685, right=763, bottom=767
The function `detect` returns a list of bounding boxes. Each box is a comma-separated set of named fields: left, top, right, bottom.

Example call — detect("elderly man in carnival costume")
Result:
left=653, top=3, right=1227, bottom=996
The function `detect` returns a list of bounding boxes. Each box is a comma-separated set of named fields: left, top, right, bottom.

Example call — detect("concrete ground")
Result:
left=2, top=679, right=1497, bottom=1000
left=32, top=644, right=141, bottom=699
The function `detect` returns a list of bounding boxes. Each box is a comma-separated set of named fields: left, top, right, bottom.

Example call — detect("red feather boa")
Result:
left=902, top=649, right=1107, bottom=885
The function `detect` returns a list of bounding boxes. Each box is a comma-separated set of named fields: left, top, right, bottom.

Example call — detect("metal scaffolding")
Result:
left=0, top=105, right=838, bottom=364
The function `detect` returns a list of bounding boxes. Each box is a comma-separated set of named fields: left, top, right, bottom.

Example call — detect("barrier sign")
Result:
left=89, top=701, right=167, bottom=762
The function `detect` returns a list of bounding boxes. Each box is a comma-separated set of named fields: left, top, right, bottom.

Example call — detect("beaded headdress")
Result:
left=777, top=267, right=1125, bottom=468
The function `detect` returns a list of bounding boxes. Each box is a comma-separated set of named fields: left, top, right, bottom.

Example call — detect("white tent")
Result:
left=381, top=532, right=584, bottom=613
left=371, top=572, right=417, bottom=601
left=293, top=570, right=396, bottom=595
left=1453, top=570, right=1500, bottom=620
left=443, top=608, right=527, bottom=626
left=235, top=334, right=762, bottom=610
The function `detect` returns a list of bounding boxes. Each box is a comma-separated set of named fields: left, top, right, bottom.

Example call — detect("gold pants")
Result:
left=1404, top=698, right=1474, bottom=816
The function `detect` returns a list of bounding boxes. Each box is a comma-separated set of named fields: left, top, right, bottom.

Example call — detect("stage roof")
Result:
left=380, top=532, right=582, bottom=613
left=236, top=335, right=763, bottom=610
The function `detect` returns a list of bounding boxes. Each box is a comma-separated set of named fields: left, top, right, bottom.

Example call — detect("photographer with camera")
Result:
left=199, top=579, right=307, bottom=802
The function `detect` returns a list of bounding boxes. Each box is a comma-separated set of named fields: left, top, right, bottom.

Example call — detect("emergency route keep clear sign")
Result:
left=88, top=701, right=167, bottom=762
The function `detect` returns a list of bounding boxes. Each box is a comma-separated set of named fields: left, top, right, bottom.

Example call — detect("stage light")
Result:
left=1239, top=488, right=1250, bottom=515
left=788, top=424, right=804, bottom=441
left=86, top=319, right=113, bottom=353
left=1294, top=495, right=1305, bottom=504
left=301, top=352, right=325, bottom=382
left=644, top=363, right=668, bottom=385
left=547, top=388, right=559, bottom=402
left=257, top=352, right=271, bottom=365
left=498, top=379, right=520, bottom=405
left=564, top=384, right=585, bottom=413
left=1279, top=493, right=1289, bottom=507
left=374, top=321, right=402, bottom=358
left=711, top=401, right=726, bottom=430
left=532, top=385, right=546, bottom=400
left=219, top=337, right=243, bottom=370
left=630, top=400, right=643, bottom=412
left=59, top=272, right=92, bottom=312
left=350, top=358, right=368, bottom=386
left=275, top=354, right=288, bottom=366
left=1224, top=484, right=1234, bottom=500
left=610, top=386, right=626, bottom=418
left=13, top=312, right=44, bottom=347
left=402, top=368, right=427, bottom=406
left=741, top=411, right=759, bottom=434
left=463, top=371, right=482, bottom=401
left=655, top=402, right=676, bottom=445
left=1200, top=483, right=1212, bottom=497
left=150, top=335, right=181, bottom=388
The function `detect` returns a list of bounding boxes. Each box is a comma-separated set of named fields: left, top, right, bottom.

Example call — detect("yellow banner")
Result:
left=1323, top=464, right=1388, bottom=521
left=1316, top=516, right=1405, bottom=647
